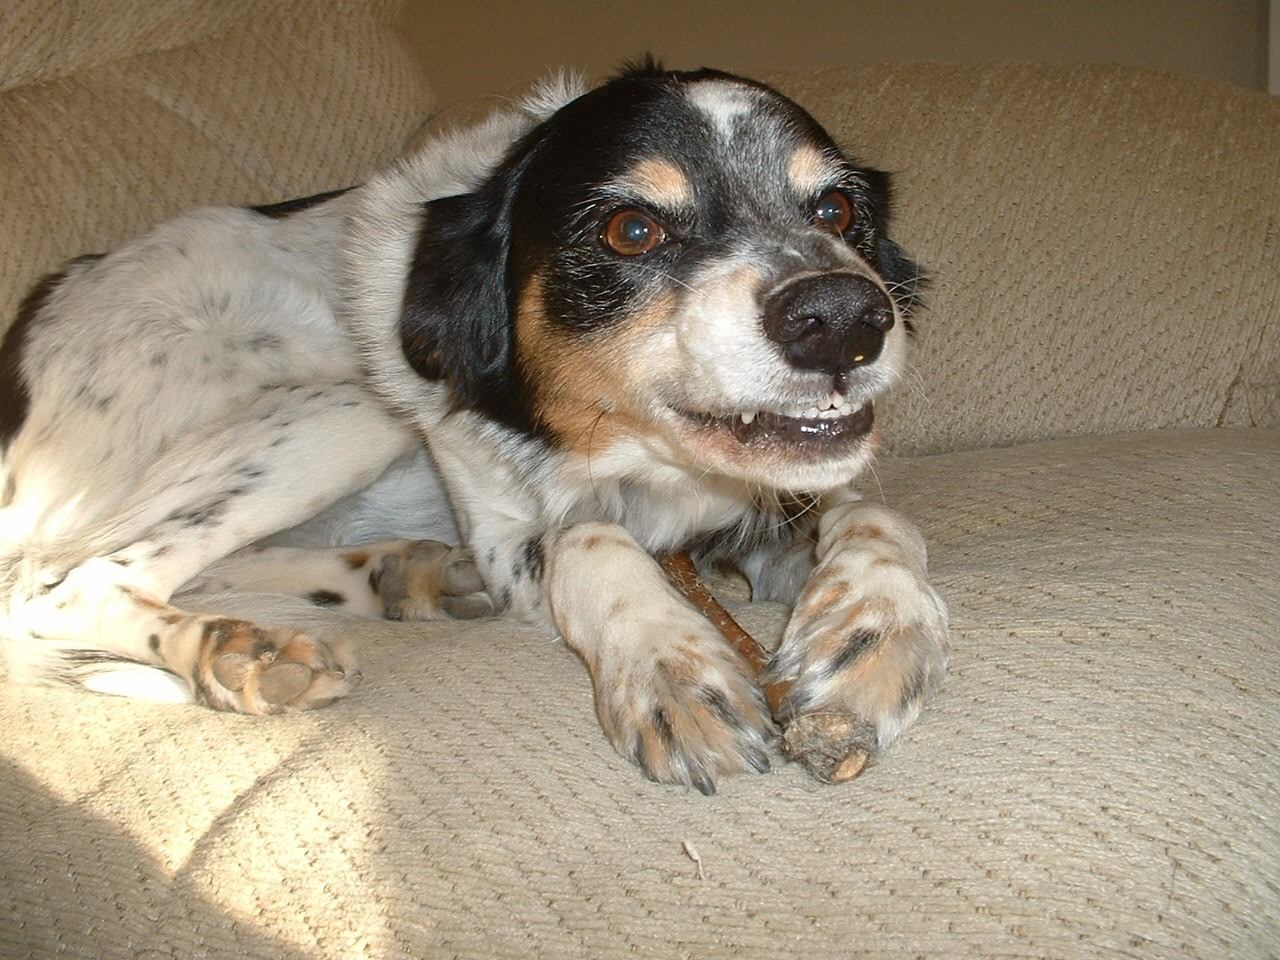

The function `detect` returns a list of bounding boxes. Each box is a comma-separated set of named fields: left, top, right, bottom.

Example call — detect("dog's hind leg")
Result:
left=4, top=382, right=415, bottom=712
left=186, top=538, right=494, bottom=622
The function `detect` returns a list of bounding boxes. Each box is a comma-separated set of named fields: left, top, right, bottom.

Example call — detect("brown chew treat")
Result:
left=657, top=551, right=791, bottom=717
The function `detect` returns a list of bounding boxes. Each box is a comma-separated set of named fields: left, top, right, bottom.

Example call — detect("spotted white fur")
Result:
left=0, top=65, right=948, bottom=791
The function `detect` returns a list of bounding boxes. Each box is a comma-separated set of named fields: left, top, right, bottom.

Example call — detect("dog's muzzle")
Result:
left=763, top=273, right=894, bottom=376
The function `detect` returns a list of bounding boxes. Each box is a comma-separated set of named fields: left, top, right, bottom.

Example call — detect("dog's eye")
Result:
left=812, top=191, right=854, bottom=235
left=602, top=209, right=667, bottom=256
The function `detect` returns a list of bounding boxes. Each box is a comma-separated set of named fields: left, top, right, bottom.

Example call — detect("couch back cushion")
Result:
left=0, top=0, right=433, bottom=328
left=5, top=42, right=1275, bottom=456
left=771, top=64, right=1280, bottom=455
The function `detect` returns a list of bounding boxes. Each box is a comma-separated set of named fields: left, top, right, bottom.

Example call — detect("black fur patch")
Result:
left=1, top=256, right=103, bottom=447
left=827, top=629, right=882, bottom=676
left=307, top=589, right=346, bottom=607
left=521, top=535, right=546, bottom=581
left=250, top=187, right=351, bottom=219
left=400, top=192, right=539, bottom=434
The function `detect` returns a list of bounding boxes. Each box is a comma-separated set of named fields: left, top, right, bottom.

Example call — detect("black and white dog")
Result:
left=0, top=63, right=948, bottom=793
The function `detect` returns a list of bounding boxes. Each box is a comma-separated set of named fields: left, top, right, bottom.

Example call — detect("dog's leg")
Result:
left=188, top=539, right=493, bottom=621
left=762, top=500, right=949, bottom=782
left=6, top=383, right=415, bottom=712
left=544, top=522, right=775, bottom=794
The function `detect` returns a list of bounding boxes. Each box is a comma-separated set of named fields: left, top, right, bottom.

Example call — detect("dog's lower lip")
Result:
left=684, top=403, right=875, bottom=447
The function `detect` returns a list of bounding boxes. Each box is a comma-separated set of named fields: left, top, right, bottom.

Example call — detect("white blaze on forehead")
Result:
left=686, top=80, right=760, bottom=138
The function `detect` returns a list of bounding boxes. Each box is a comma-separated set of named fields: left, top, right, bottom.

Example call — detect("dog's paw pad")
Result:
left=197, top=619, right=358, bottom=714
left=256, top=661, right=316, bottom=704
left=376, top=541, right=493, bottom=621
left=438, top=593, right=492, bottom=620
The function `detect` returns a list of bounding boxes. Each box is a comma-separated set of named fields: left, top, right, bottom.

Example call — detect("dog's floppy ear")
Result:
left=861, top=167, right=926, bottom=319
left=875, top=236, right=926, bottom=319
left=400, top=189, right=529, bottom=427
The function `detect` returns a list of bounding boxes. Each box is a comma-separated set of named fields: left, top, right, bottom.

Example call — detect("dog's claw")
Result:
left=689, top=768, right=717, bottom=797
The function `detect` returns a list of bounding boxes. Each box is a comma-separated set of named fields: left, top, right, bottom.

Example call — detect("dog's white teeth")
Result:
left=736, top=397, right=860, bottom=424
left=809, top=395, right=860, bottom=420
left=820, top=393, right=857, bottom=419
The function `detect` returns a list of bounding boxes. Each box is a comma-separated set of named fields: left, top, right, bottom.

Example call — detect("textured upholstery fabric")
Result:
left=1, top=430, right=1275, bottom=958
left=0, top=0, right=432, bottom=325
left=769, top=64, right=1280, bottom=455
left=0, top=4, right=1276, bottom=957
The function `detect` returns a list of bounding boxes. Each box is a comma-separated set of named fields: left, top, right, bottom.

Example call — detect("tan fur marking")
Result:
left=787, top=145, right=835, bottom=194
left=515, top=274, right=676, bottom=456
left=794, top=581, right=852, bottom=621
left=832, top=523, right=887, bottom=550
left=805, top=599, right=893, bottom=664
left=619, top=158, right=693, bottom=209
left=342, top=550, right=371, bottom=570
left=663, top=652, right=710, bottom=688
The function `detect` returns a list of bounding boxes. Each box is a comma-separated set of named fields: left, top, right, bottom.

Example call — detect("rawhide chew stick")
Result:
left=657, top=551, right=791, bottom=717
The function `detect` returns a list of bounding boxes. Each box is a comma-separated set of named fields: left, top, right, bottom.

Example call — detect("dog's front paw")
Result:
left=768, top=617, right=948, bottom=782
left=594, top=625, right=775, bottom=795
left=375, top=541, right=494, bottom=621
left=196, top=618, right=359, bottom=714
left=765, top=507, right=949, bottom=782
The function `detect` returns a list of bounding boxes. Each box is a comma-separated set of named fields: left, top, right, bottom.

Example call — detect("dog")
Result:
left=0, top=62, right=948, bottom=793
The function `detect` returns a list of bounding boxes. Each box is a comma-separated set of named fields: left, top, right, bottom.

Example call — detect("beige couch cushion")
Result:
left=769, top=65, right=1280, bottom=455
left=2, top=428, right=1275, bottom=957
left=0, top=0, right=433, bottom=325
left=1, top=16, right=1275, bottom=954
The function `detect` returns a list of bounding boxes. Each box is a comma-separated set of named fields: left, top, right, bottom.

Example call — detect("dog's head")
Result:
left=401, top=62, right=921, bottom=494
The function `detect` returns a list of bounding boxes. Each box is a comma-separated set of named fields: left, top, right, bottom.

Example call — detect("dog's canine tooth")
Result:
left=740, top=411, right=757, bottom=425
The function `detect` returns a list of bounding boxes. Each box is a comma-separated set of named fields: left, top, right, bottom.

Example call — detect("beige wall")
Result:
left=1272, top=0, right=1279, bottom=92
left=400, top=0, right=1268, bottom=106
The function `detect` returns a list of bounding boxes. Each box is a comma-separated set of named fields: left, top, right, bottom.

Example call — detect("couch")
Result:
left=2, top=2, right=1276, bottom=957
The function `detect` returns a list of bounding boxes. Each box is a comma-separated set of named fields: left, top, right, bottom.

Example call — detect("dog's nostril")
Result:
left=763, top=273, right=893, bottom=374
left=775, top=313, right=822, bottom=344
left=862, top=305, right=895, bottom=333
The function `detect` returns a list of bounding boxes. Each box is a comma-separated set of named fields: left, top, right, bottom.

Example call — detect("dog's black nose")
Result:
left=763, top=273, right=894, bottom=374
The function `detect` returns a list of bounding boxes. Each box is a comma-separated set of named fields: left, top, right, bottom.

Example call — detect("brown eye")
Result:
left=812, top=190, right=854, bottom=235
left=602, top=209, right=666, bottom=256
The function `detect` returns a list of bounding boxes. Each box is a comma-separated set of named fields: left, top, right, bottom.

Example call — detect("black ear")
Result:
left=400, top=191, right=531, bottom=429
left=875, top=236, right=926, bottom=320
left=861, top=166, right=926, bottom=320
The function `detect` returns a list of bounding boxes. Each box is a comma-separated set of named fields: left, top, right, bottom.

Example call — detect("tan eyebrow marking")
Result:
left=615, top=158, right=694, bottom=209
left=787, top=145, right=838, bottom=194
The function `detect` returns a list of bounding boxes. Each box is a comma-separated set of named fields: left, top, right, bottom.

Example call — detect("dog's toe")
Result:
left=376, top=541, right=494, bottom=621
left=196, top=618, right=358, bottom=714
left=596, top=632, right=777, bottom=793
